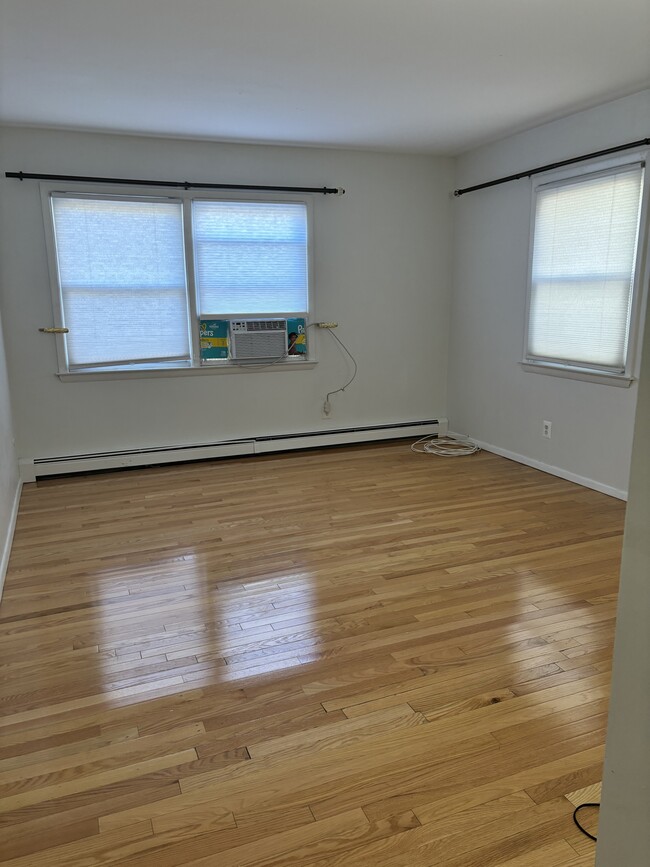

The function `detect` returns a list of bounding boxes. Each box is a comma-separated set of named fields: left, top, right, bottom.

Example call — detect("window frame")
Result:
left=40, top=182, right=315, bottom=379
left=521, top=152, right=650, bottom=387
left=188, top=191, right=313, bottom=368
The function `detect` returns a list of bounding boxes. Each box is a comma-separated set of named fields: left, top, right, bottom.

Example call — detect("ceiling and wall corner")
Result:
left=0, top=0, right=649, bottom=154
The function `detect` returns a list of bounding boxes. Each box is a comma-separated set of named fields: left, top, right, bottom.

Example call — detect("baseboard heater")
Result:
left=19, top=418, right=447, bottom=481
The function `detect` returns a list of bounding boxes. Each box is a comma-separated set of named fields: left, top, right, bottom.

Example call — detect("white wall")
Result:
left=0, top=306, right=20, bottom=595
left=597, top=265, right=650, bottom=865
left=0, top=127, right=453, bottom=461
left=449, top=89, right=650, bottom=498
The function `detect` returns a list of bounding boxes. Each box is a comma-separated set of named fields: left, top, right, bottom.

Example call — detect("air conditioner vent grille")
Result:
left=230, top=319, right=287, bottom=332
left=230, top=318, right=288, bottom=359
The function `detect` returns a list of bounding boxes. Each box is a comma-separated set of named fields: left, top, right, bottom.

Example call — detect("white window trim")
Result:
left=40, top=182, right=316, bottom=379
left=57, top=359, right=318, bottom=382
left=521, top=151, right=650, bottom=386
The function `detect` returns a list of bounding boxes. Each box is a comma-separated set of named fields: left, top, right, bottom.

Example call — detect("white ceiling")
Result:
left=1, top=0, right=649, bottom=154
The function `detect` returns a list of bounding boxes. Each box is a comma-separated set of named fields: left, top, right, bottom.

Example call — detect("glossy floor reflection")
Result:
left=0, top=442, right=623, bottom=865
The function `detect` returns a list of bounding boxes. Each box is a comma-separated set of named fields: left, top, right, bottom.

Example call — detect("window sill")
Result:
left=58, top=359, right=317, bottom=382
left=520, top=361, right=634, bottom=388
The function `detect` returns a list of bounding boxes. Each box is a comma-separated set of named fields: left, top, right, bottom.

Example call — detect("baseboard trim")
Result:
left=20, top=418, right=448, bottom=480
left=0, top=480, right=23, bottom=601
left=450, top=433, right=627, bottom=501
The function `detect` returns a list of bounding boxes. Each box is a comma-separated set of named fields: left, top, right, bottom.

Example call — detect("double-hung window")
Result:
left=45, top=188, right=311, bottom=375
left=524, top=158, right=647, bottom=384
left=50, top=195, right=191, bottom=370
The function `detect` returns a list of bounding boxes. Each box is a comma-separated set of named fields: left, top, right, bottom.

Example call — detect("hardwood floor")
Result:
left=0, top=441, right=623, bottom=865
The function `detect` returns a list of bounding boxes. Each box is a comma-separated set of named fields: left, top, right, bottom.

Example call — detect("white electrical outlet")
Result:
left=543, top=420, right=552, bottom=439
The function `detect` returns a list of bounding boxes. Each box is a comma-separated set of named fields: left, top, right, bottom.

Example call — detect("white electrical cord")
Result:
left=232, top=353, right=288, bottom=370
left=411, top=434, right=480, bottom=457
left=324, top=329, right=358, bottom=403
left=308, top=323, right=358, bottom=414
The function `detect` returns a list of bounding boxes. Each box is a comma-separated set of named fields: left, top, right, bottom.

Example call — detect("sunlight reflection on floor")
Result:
left=96, top=557, right=318, bottom=699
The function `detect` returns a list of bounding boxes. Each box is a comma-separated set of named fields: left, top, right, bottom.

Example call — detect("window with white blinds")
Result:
left=193, top=200, right=309, bottom=316
left=526, top=163, right=645, bottom=375
left=51, top=196, right=190, bottom=369
left=46, top=192, right=311, bottom=373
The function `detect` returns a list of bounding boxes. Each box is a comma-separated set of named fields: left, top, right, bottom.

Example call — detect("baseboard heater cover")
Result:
left=20, top=418, right=448, bottom=480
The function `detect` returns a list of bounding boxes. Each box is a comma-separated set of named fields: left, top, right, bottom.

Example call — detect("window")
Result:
left=51, top=195, right=190, bottom=369
left=45, top=190, right=311, bottom=374
left=524, top=160, right=646, bottom=382
left=193, top=201, right=308, bottom=316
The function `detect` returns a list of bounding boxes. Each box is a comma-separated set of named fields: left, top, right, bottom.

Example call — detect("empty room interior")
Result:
left=1, top=2, right=650, bottom=865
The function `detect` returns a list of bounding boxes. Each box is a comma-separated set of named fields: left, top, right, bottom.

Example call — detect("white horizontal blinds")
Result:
left=193, top=200, right=308, bottom=315
left=528, top=164, right=644, bottom=371
left=51, top=196, right=190, bottom=368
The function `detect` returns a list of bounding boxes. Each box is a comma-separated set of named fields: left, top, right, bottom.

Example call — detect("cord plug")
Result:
left=317, top=322, right=338, bottom=329
left=322, top=399, right=332, bottom=417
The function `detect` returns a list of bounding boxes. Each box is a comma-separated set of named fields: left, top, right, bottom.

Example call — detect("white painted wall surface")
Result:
left=0, top=127, right=453, bottom=460
left=0, top=306, right=20, bottom=594
left=449, top=89, right=650, bottom=498
left=597, top=268, right=650, bottom=865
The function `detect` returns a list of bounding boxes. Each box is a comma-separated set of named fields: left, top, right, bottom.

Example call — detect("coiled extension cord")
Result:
left=411, top=434, right=481, bottom=457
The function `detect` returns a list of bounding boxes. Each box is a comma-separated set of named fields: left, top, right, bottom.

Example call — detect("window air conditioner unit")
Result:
left=229, top=319, right=288, bottom=360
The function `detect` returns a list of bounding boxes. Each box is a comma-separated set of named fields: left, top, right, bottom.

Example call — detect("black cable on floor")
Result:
left=573, top=802, right=600, bottom=842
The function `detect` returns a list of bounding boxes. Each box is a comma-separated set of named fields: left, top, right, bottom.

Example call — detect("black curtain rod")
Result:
left=5, top=171, right=344, bottom=196
left=454, top=137, right=650, bottom=197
